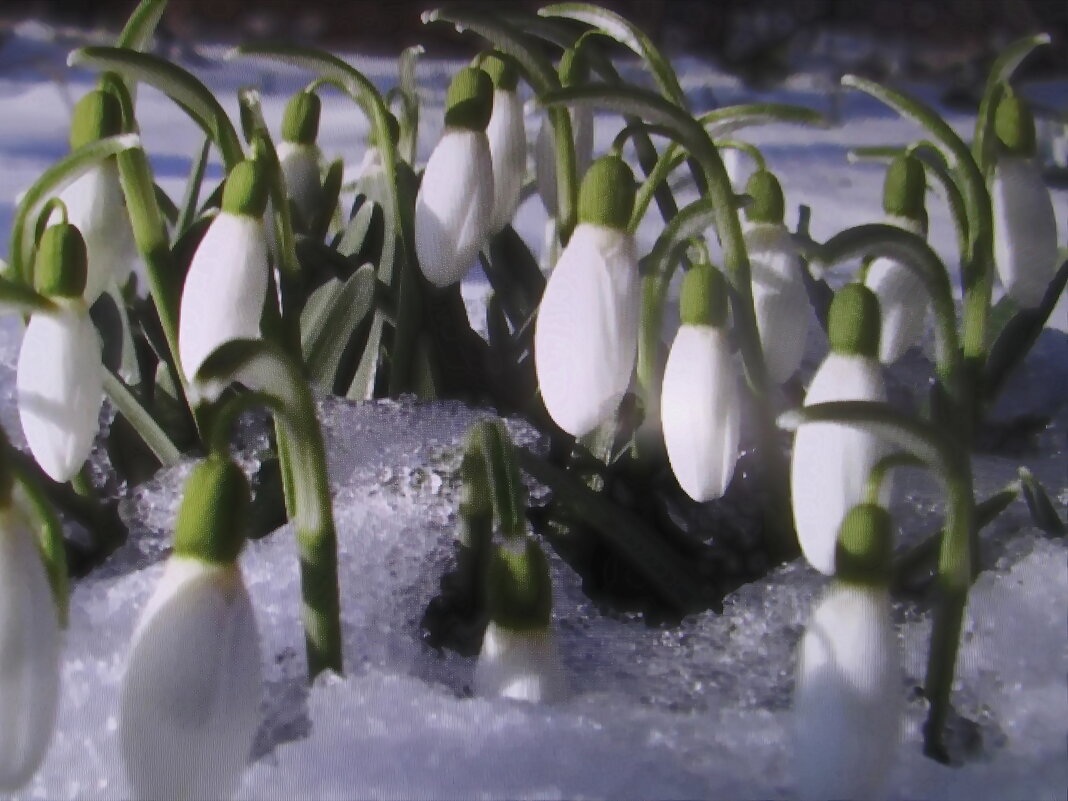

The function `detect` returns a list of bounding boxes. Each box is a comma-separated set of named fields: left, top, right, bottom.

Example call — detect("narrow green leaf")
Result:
left=698, top=103, right=827, bottom=136
left=176, top=136, right=211, bottom=235
left=101, top=368, right=181, bottom=466
left=313, top=159, right=345, bottom=243
left=116, top=0, right=168, bottom=51
left=11, top=473, right=69, bottom=627
left=301, top=264, right=376, bottom=388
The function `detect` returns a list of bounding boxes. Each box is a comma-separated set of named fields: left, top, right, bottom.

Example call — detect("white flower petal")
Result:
left=992, top=156, right=1058, bottom=309
left=661, top=325, right=741, bottom=501
left=791, top=354, right=889, bottom=575
left=56, top=162, right=136, bottom=302
left=486, top=89, right=527, bottom=235
left=475, top=622, right=568, bottom=704
left=793, top=583, right=901, bottom=800
left=277, top=141, right=323, bottom=229
left=120, top=557, right=262, bottom=801
left=745, top=223, right=811, bottom=383
left=414, top=129, right=494, bottom=287
left=535, top=107, right=593, bottom=218
left=17, top=306, right=103, bottom=482
left=865, top=255, right=928, bottom=363
left=178, top=213, right=268, bottom=382
left=534, top=224, right=639, bottom=437
left=0, top=506, right=61, bottom=791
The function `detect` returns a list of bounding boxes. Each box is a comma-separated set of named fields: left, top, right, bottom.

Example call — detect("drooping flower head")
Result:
left=17, top=222, right=104, bottom=482
left=534, top=154, right=639, bottom=437
left=178, top=158, right=270, bottom=393
left=791, top=283, right=890, bottom=575
left=120, top=456, right=262, bottom=801
left=742, top=168, right=812, bottom=383
left=536, top=47, right=594, bottom=219
left=276, top=89, right=324, bottom=231
left=794, top=503, right=901, bottom=800
left=863, top=152, right=931, bottom=363
left=415, top=66, right=495, bottom=287
left=481, top=52, right=527, bottom=235
left=0, top=431, right=63, bottom=790
left=990, top=88, right=1058, bottom=309
left=57, top=88, right=136, bottom=302
left=661, top=262, right=742, bottom=501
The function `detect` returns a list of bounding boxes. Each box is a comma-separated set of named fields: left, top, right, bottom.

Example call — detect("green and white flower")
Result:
left=276, top=90, right=324, bottom=230
left=482, top=54, right=526, bottom=235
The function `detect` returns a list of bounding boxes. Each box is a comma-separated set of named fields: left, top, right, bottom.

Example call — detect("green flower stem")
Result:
left=9, top=461, right=70, bottom=627
left=102, top=368, right=181, bottom=466
left=715, top=139, right=767, bottom=170
left=0, top=276, right=56, bottom=315
left=630, top=149, right=688, bottom=232
left=864, top=452, right=925, bottom=505
left=198, top=339, right=342, bottom=679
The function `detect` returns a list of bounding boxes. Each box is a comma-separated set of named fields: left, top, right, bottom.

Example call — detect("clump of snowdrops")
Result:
left=0, top=0, right=1064, bottom=797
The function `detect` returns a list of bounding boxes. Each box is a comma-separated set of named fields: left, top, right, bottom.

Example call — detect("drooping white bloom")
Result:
left=793, top=583, right=901, bottom=800
left=178, top=212, right=268, bottom=384
left=55, top=162, right=136, bottom=302
left=791, top=354, right=889, bottom=575
left=414, top=129, right=494, bottom=287
left=17, top=303, right=103, bottom=482
left=534, top=106, right=594, bottom=219
left=475, top=621, right=568, bottom=704
left=120, top=556, right=262, bottom=801
left=534, top=223, right=639, bottom=437
left=486, top=87, right=526, bottom=234
left=745, top=222, right=811, bottom=383
left=276, top=140, right=322, bottom=230
left=0, top=504, right=62, bottom=791
left=661, top=325, right=741, bottom=501
left=991, top=155, right=1058, bottom=309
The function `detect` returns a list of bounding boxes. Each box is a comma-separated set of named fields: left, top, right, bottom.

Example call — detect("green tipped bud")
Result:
left=834, top=503, right=893, bottom=586
left=69, top=89, right=124, bottom=150
left=578, top=155, right=635, bottom=230
left=444, top=67, right=493, bottom=131
left=34, top=223, right=88, bottom=298
left=744, top=169, right=785, bottom=224
left=680, top=262, right=728, bottom=328
left=486, top=539, right=553, bottom=631
left=282, top=91, right=321, bottom=145
left=559, top=47, right=589, bottom=87
left=221, top=160, right=269, bottom=217
left=882, top=154, right=927, bottom=221
left=828, top=283, right=881, bottom=358
left=995, top=88, right=1036, bottom=157
left=480, top=52, right=519, bottom=92
left=174, top=456, right=251, bottom=565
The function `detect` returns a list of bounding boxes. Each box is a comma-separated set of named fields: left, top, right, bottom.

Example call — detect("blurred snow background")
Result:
left=0, top=14, right=1065, bottom=800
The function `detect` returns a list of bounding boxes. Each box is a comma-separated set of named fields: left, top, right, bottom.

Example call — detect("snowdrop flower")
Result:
left=743, top=170, right=811, bottom=383
left=178, top=159, right=269, bottom=391
left=120, top=456, right=262, bottom=801
left=661, top=262, right=741, bottom=501
left=863, top=153, right=931, bottom=363
left=0, top=460, right=62, bottom=791
left=415, top=67, right=494, bottom=287
left=794, top=503, right=901, bottom=800
left=475, top=538, right=567, bottom=703
left=534, top=155, right=639, bottom=437
left=792, top=284, right=890, bottom=575
left=17, top=222, right=103, bottom=483
left=276, top=90, right=324, bottom=231
left=990, top=89, right=1058, bottom=309
left=535, top=48, right=594, bottom=219
left=482, top=53, right=527, bottom=235
left=56, top=88, right=136, bottom=303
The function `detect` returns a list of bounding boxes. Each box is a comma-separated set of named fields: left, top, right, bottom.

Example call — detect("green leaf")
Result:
left=101, top=368, right=181, bottom=466
left=313, top=159, right=345, bottom=243
left=11, top=473, right=69, bottom=627
left=1018, top=467, right=1066, bottom=536
left=69, top=47, right=244, bottom=169
left=697, top=103, right=827, bottom=136
left=116, top=0, right=168, bottom=51
left=9, top=133, right=141, bottom=285
left=89, top=286, right=142, bottom=386
left=176, top=137, right=212, bottom=236
left=301, top=263, right=376, bottom=389
left=337, top=196, right=382, bottom=264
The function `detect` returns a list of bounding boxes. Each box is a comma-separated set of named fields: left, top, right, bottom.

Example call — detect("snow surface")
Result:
left=0, top=20, right=1066, bottom=801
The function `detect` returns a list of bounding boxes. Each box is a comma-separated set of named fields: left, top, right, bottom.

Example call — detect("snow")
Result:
left=0, top=20, right=1066, bottom=801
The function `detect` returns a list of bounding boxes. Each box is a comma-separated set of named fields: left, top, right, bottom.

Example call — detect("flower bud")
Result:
left=827, top=283, right=881, bottom=358
left=834, top=503, right=893, bottom=586
left=679, top=261, right=728, bottom=328
left=486, top=539, right=553, bottom=632
left=34, top=222, right=87, bottom=299
left=221, top=160, right=270, bottom=218
left=882, top=153, right=927, bottom=222
left=281, top=90, right=321, bottom=145
left=577, top=155, right=636, bottom=231
left=69, top=89, right=124, bottom=149
left=444, top=67, right=494, bottom=131
left=995, top=88, right=1037, bottom=158
left=743, top=169, right=785, bottom=225
left=174, top=456, right=251, bottom=565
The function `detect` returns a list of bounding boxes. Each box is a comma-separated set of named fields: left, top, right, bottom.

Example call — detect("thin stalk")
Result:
left=102, top=368, right=182, bottom=466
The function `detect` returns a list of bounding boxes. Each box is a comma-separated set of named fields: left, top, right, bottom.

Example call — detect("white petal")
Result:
left=791, top=354, right=889, bottom=575
left=475, top=622, right=568, bottom=704
left=120, top=557, right=262, bottom=801
left=414, top=130, right=494, bottom=287
left=661, top=325, right=741, bottom=501
left=534, top=224, right=639, bottom=437
left=277, top=141, right=323, bottom=229
left=793, top=584, right=901, bottom=800
left=0, top=506, right=62, bottom=791
left=178, top=213, right=268, bottom=382
left=535, top=107, right=594, bottom=218
left=745, top=223, right=811, bottom=383
left=56, top=162, right=136, bottom=302
left=992, top=156, right=1058, bottom=309
left=17, top=306, right=103, bottom=482
left=486, top=89, right=527, bottom=234
left=865, top=255, right=928, bottom=363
